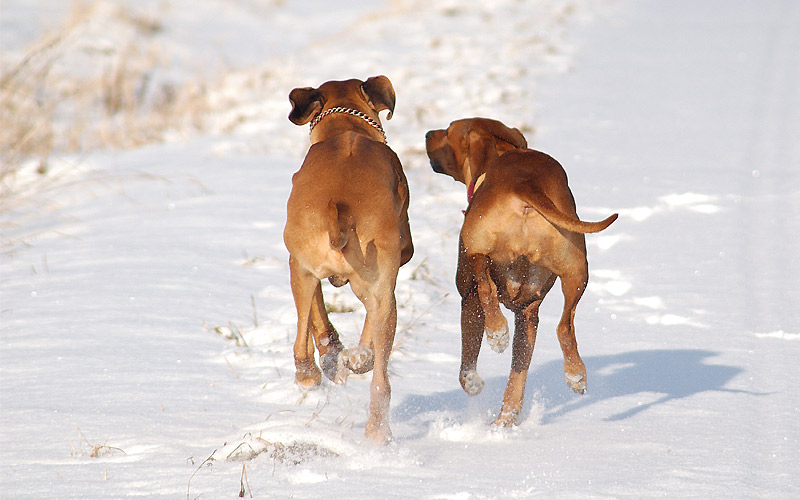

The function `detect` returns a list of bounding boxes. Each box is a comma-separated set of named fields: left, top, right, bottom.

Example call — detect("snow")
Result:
left=1, top=0, right=798, bottom=499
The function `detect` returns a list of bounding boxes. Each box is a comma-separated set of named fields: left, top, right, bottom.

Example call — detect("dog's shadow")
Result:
left=394, top=349, right=763, bottom=426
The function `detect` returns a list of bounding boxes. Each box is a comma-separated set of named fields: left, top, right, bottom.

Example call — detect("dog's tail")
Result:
left=520, top=191, right=618, bottom=234
left=327, top=201, right=353, bottom=251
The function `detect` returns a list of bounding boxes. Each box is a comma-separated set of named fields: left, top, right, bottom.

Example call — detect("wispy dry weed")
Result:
left=70, top=427, right=126, bottom=458
left=0, top=2, right=209, bottom=205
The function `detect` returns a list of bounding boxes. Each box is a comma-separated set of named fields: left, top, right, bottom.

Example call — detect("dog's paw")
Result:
left=365, top=418, right=393, bottom=445
left=493, top=409, right=520, bottom=428
left=565, top=371, right=587, bottom=394
left=459, top=369, right=485, bottom=396
left=294, top=370, right=322, bottom=391
left=485, top=325, right=509, bottom=354
left=320, top=351, right=348, bottom=385
left=343, top=345, right=374, bottom=374
left=294, top=358, right=322, bottom=389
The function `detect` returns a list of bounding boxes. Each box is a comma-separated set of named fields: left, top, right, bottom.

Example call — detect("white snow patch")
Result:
left=645, top=313, right=707, bottom=328
left=659, top=192, right=719, bottom=209
left=430, top=493, right=472, bottom=500
left=633, top=296, right=666, bottom=309
left=428, top=416, right=510, bottom=443
left=620, top=205, right=657, bottom=222
left=755, top=331, right=800, bottom=341
left=618, top=192, right=723, bottom=221
left=287, top=469, right=332, bottom=485
left=590, top=232, right=630, bottom=250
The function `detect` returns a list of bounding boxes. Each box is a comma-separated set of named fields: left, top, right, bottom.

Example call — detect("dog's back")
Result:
left=467, top=150, right=616, bottom=239
left=285, top=132, right=408, bottom=275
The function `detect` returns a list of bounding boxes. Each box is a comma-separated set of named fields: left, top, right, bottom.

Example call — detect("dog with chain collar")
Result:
left=283, top=76, right=414, bottom=444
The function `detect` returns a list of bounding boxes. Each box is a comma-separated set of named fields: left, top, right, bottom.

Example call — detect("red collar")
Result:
left=466, top=173, right=486, bottom=205
left=463, top=174, right=486, bottom=214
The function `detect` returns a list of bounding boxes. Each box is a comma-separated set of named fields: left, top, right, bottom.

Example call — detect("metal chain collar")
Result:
left=309, top=106, right=387, bottom=144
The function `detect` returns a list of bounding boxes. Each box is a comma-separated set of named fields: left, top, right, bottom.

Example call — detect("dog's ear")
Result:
left=361, top=75, right=396, bottom=120
left=466, top=130, right=497, bottom=173
left=288, top=87, right=324, bottom=125
left=498, top=126, right=527, bottom=149
left=476, top=119, right=528, bottom=149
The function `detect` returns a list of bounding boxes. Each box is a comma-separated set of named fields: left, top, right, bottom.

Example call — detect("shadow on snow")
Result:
left=393, top=349, right=766, bottom=426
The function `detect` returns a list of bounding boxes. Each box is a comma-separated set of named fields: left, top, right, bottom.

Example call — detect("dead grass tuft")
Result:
left=70, top=427, right=126, bottom=458
left=0, top=2, right=208, bottom=203
left=225, top=438, right=338, bottom=464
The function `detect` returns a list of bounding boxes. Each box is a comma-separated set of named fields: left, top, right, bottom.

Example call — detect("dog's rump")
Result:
left=487, top=151, right=618, bottom=234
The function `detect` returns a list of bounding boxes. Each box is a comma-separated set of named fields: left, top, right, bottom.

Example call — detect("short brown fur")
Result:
left=284, top=76, right=413, bottom=443
left=425, top=117, right=617, bottom=426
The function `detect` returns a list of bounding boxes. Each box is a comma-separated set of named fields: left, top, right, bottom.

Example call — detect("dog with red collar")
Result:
left=426, top=117, right=617, bottom=426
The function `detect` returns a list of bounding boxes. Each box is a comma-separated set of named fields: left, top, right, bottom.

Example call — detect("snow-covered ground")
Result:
left=1, top=0, right=798, bottom=498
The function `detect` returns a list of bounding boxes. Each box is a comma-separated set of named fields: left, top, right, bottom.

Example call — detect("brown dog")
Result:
left=284, top=76, right=413, bottom=443
left=425, top=117, right=617, bottom=426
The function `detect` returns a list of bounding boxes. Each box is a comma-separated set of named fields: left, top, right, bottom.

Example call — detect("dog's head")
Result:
left=288, top=76, right=395, bottom=128
left=425, top=118, right=527, bottom=185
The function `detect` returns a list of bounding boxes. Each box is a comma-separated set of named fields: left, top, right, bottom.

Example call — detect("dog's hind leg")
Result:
left=557, top=270, right=589, bottom=394
left=308, top=283, right=346, bottom=384
left=339, top=241, right=379, bottom=376
left=472, top=254, right=509, bottom=353
left=495, top=300, right=540, bottom=426
left=458, top=289, right=486, bottom=396
left=456, top=247, right=486, bottom=396
left=289, top=256, right=323, bottom=389
left=350, top=274, right=399, bottom=444
left=366, top=292, right=397, bottom=444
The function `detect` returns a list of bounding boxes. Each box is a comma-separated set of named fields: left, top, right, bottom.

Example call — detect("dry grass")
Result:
left=224, top=437, right=338, bottom=464
left=0, top=31, right=59, bottom=193
left=186, top=438, right=336, bottom=499
left=0, top=2, right=209, bottom=204
left=70, top=427, right=126, bottom=458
